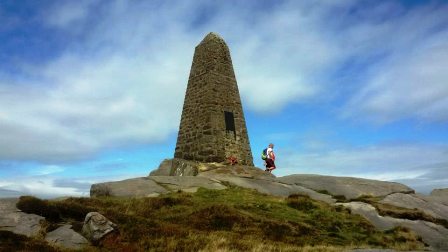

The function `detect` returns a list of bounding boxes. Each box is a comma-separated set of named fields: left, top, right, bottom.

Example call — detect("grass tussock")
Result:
left=14, top=187, right=426, bottom=251
left=0, top=230, right=58, bottom=252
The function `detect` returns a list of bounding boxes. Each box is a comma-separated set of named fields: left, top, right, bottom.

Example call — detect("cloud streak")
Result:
left=0, top=0, right=447, bottom=163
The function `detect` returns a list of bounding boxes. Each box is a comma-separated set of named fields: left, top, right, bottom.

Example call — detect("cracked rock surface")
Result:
left=339, top=201, right=448, bottom=251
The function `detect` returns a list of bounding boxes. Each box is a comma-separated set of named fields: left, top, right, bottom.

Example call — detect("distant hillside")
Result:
left=0, top=188, right=24, bottom=198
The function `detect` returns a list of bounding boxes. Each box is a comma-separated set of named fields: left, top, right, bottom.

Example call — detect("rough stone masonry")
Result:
left=174, top=32, right=254, bottom=166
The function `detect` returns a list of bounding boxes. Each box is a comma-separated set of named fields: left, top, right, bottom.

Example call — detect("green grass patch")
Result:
left=16, top=187, right=426, bottom=251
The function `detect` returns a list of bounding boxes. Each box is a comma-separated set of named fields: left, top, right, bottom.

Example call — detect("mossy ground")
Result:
left=7, top=186, right=426, bottom=251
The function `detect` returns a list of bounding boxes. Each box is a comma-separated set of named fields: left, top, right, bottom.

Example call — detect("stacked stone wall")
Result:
left=174, top=33, right=253, bottom=165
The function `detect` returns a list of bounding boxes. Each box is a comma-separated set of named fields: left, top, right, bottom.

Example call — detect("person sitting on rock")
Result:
left=265, top=143, right=276, bottom=173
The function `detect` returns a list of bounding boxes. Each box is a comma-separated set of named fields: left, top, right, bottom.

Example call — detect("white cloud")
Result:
left=44, top=0, right=96, bottom=29
left=0, top=172, right=147, bottom=198
left=342, top=3, right=448, bottom=123
left=34, top=165, right=65, bottom=175
left=1, top=0, right=447, bottom=162
left=0, top=177, right=83, bottom=198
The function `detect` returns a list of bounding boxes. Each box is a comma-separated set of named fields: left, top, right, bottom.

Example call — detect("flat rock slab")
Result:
left=338, top=202, right=397, bottom=230
left=91, top=177, right=168, bottom=197
left=198, top=173, right=335, bottom=204
left=380, top=193, right=448, bottom=221
left=278, top=174, right=414, bottom=200
left=431, top=188, right=448, bottom=198
left=45, top=224, right=89, bottom=250
left=340, top=202, right=448, bottom=251
left=90, top=176, right=228, bottom=197
left=0, top=198, right=44, bottom=237
left=199, top=165, right=276, bottom=180
left=430, top=188, right=448, bottom=205
left=149, top=176, right=227, bottom=192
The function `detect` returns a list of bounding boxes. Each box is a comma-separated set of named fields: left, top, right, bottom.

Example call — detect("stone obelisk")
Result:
left=174, top=32, right=253, bottom=166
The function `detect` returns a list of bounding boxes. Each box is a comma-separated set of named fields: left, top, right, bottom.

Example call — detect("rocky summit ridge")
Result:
left=88, top=158, right=448, bottom=251
left=1, top=158, right=447, bottom=251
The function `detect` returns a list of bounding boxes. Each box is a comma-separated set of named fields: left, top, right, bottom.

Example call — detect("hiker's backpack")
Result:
left=261, top=148, right=267, bottom=160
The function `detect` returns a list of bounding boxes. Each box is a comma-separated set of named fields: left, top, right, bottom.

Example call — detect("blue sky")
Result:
left=1, top=0, right=447, bottom=198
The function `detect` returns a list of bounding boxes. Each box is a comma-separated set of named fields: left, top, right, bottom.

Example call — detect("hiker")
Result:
left=265, top=143, right=276, bottom=173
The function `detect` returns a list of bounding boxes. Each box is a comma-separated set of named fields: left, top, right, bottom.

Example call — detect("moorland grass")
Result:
left=12, top=186, right=426, bottom=251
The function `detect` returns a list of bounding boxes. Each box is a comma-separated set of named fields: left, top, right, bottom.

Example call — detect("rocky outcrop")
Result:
left=380, top=193, right=448, bottom=221
left=45, top=224, right=89, bottom=250
left=149, top=158, right=201, bottom=176
left=91, top=176, right=228, bottom=197
left=278, top=174, right=414, bottom=200
left=339, top=201, right=448, bottom=251
left=431, top=188, right=448, bottom=197
left=82, top=212, right=116, bottom=243
left=93, top=164, right=335, bottom=203
left=198, top=170, right=335, bottom=204
left=0, top=198, right=44, bottom=237
left=1, top=198, right=90, bottom=250
left=92, top=160, right=448, bottom=250
left=430, top=188, right=448, bottom=205
left=91, top=177, right=169, bottom=197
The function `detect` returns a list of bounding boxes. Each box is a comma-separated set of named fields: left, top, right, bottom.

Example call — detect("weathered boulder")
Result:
left=278, top=174, right=414, bottom=200
left=82, top=212, right=116, bottom=243
left=45, top=224, right=89, bottom=250
left=0, top=198, right=44, bottom=237
left=91, top=177, right=168, bottom=197
left=149, top=176, right=227, bottom=193
left=380, top=193, right=448, bottom=221
left=149, top=159, right=173, bottom=176
left=340, top=201, right=448, bottom=251
left=149, top=158, right=200, bottom=176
